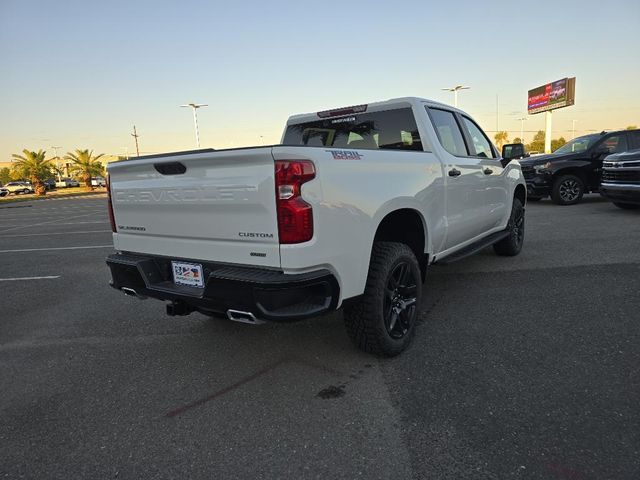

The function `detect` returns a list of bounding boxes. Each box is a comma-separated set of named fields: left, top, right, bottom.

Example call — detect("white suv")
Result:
left=4, top=182, right=34, bottom=195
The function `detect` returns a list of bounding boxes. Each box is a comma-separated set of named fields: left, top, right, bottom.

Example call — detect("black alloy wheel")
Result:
left=383, top=262, right=417, bottom=339
left=551, top=174, right=584, bottom=205
left=559, top=179, right=580, bottom=202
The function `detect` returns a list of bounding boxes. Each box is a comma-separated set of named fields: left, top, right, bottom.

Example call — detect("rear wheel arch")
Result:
left=552, top=167, right=587, bottom=185
left=372, top=208, right=428, bottom=281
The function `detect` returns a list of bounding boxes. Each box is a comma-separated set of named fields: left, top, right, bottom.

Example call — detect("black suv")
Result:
left=520, top=129, right=640, bottom=205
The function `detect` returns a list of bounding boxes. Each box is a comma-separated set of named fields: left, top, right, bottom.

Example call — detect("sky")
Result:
left=1, top=0, right=639, bottom=160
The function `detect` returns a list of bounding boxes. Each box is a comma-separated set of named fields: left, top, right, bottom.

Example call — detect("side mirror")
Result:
left=501, top=143, right=528, bottom=166
left=593, top=146, right=611, bottom=158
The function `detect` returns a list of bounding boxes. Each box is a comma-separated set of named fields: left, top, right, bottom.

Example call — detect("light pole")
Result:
left=517, top=117, right=527, bottom=144
left=572, top=120, right=577, bottom=139
left=50, top=145, right=61, bottom=181
left=180, top=103, right=208, bottom=148
left=441, top=85, right=470, bottom=108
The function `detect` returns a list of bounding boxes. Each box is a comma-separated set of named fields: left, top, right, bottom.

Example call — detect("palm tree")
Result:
left=11, top=149, right=52, bottom=195
left=494, top=131, right=509, bottom=149
left=64, top=149, right=105, bottom=189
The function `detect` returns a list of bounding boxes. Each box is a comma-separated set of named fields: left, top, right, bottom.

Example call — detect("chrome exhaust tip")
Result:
left=121, top=287, right=147, bottom=300
left=226, top=309, right=265, bottom=325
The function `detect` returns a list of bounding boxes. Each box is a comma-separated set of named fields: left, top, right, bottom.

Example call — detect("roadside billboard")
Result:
left=527, top=77, right=576, bottom=114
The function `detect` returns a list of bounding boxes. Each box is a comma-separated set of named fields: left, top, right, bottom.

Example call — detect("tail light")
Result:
left=106, top=174, right=117, bottom=232
left=274, top=160, right=315, bottom=244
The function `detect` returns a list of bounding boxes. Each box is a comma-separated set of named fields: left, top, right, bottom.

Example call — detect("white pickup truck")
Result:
left=106, top=97, right=527, bottom=356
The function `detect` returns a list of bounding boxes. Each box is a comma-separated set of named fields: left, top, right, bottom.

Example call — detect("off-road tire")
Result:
left=551, top=174, right=584, bottom=205
left=613, top=202, right=639, bottom=210
left=493, top=198, right=525, bottom=256
left=343, top=241, right=421, bottom=357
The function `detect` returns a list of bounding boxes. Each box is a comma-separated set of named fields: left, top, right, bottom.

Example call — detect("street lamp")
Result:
left=441, top=85, right=470, bottom=108
left=516, top=117, right=527, bottom=144
left=50, top=145, right=61, bottom=181
left=180, top=103, right=208, bottom=148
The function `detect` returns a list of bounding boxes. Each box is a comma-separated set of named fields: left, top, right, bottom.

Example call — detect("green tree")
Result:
left=494, top=131, right=509, bottom=149
left=527, top=130, right=546, bottom=153
left=10, top=149, right=52, bottom=195
left=551, top=137, right=567, bottom=152
left=513, top=137, right=522, bottom=144
left=64, top=149, right=105, bottom=189
left=0, top=167, right=11, bottom=185
left=626, top=125, right=637, bottom=130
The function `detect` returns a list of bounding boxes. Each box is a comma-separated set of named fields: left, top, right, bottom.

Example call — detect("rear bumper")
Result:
left=106, top=252, right=340, bottom=322
left=599, top=183, right=640, bottom=205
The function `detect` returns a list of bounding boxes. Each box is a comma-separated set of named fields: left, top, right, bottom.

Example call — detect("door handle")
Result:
left=448, top=168, right=461, bottom=177
left=483, top=168, right=493, bottom=175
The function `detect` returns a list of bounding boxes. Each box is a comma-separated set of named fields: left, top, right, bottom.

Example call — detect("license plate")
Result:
left=171, top=261, right=204, bottom=288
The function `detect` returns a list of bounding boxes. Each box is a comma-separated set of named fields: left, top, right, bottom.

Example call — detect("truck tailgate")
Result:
left=107, top=148, right=280, bottom=268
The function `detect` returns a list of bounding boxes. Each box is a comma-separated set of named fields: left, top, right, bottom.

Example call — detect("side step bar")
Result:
left=435, top=230, right=510, bottom=265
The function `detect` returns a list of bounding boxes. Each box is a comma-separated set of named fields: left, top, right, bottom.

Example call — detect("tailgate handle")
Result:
left=154, top=162, right=186, bottom=175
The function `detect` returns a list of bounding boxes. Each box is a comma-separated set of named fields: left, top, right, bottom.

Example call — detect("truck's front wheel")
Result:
left=343, top=242, right=421, bottom=357
left=493, top=198, right=525, bottom=256
left=551, top=174, right=584, bottom=205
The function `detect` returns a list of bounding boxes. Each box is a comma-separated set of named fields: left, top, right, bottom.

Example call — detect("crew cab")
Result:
left=600, top=149, right=640, bottom=209
left=106, top=97, right=527, bottom=356
left=520, top=129, right=640, bottom=205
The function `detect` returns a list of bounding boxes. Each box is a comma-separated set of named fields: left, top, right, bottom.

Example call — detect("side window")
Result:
left=601, top=135, right=628, bottom=154
left=626, top=131, right=640, bottom=150
left=428, top=108, right=468, bottom=156
left=461, top=117, right=496, bottom=158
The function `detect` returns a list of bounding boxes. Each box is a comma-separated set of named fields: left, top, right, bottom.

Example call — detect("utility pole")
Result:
left=441, top=85, right=470, bottom=108
left=50, top=145, right=61, bottom=181
left=131, top=125, right=140, bottom=156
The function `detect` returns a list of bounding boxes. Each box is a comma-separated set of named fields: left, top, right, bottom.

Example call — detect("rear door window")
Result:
left=283, top=107, right=423, bottom=151
left=427, top=108, right=469, bottom=156
left=601, top=135, right=628, bottom=154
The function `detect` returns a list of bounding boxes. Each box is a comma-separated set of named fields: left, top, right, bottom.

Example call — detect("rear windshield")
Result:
left=282, top=107, right=423, bottom=151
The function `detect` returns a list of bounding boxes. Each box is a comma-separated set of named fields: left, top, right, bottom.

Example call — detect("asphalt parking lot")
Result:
left=1, top=194, right=639, bottom=479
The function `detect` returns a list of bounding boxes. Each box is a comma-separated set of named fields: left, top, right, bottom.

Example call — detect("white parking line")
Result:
left=0, top=230, right=111, bottom=238
left=0, top=275, right=61, bottom=282
left=0, top=245, right=112, bottom=253
left=0, top=212, right=102, bottom=233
